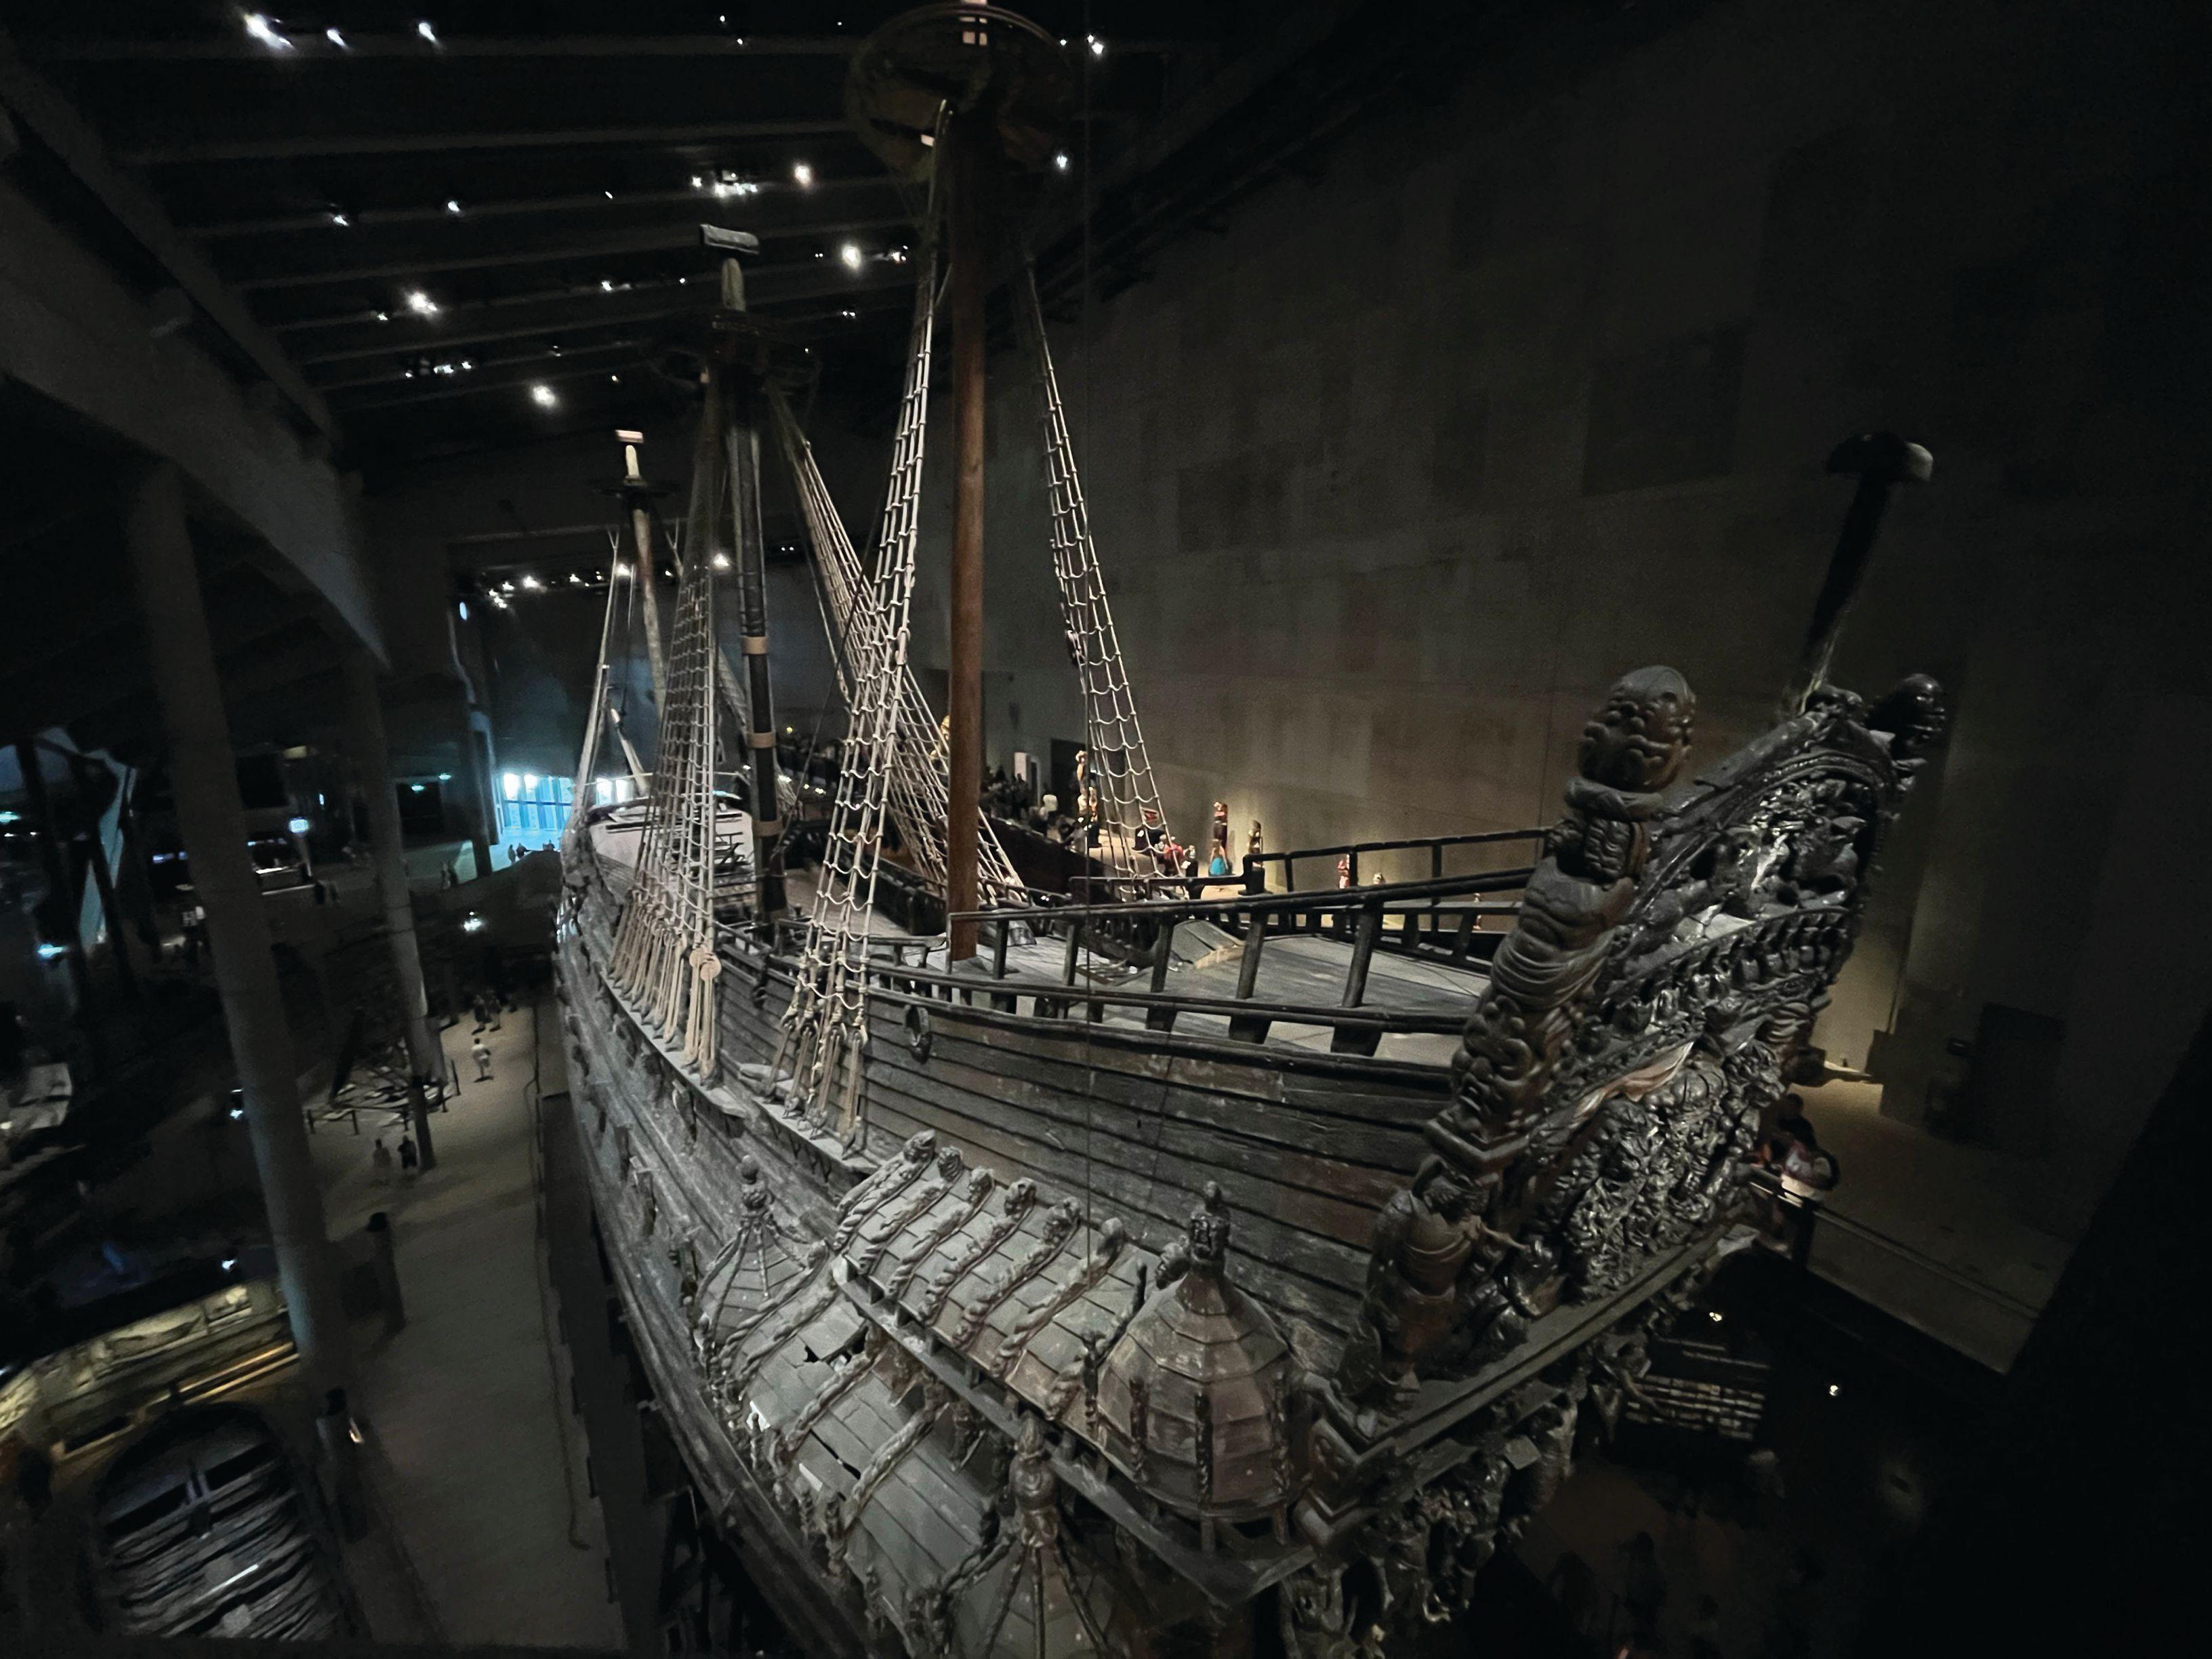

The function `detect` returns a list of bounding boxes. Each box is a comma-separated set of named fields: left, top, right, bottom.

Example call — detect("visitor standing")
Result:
left=471, top=1034, right=493, bottom=1081
left=398, top=1133, right=419, bottom=1179
left=371, top=1138, right=394, bottom=1185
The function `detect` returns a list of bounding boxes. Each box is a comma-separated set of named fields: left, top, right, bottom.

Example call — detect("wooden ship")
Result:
left=551, top=8, right=1949, bottom=1654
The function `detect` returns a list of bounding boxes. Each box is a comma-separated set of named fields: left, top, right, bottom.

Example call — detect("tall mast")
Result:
left=848, top=3, right=1075, bottom=952
left=714, top=245, right=789, bottom=934
left=944, top=113, right=990, bottom=962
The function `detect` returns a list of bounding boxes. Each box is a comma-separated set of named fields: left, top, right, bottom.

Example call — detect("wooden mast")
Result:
left=945, top=113, right=989, bottom=961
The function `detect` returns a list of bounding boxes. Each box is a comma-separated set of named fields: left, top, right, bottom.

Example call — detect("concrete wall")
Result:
left=891, top=0, right=2212, bottom=1176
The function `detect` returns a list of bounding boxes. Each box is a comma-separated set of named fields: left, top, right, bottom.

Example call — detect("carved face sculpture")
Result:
left=1869, top=673, right=1949, bottom=760
left=1579, top=666, right=1696, bottom=793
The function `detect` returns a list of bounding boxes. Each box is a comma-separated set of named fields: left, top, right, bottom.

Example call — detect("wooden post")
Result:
left=945, top=114, right=990, bottom=962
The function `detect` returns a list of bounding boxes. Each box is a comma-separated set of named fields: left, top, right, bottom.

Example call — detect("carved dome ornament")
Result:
left=1096, top=1185, right=1295, bottom=1541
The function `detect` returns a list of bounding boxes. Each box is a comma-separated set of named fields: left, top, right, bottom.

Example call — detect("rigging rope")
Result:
left=1013, top=258, right=1172, bottom=874
left=608, top=379, right=725, bottom=1075
left=769, top=175, right=947, bottom=1147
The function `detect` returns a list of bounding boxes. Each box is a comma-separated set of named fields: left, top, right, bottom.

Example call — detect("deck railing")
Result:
left=874, top=865, right=1534, bottom=1057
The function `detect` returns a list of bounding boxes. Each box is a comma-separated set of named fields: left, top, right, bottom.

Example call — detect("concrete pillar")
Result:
left=123, top=462, right=349, bottom=1397
left=344, top=649, right=441, bottom=1170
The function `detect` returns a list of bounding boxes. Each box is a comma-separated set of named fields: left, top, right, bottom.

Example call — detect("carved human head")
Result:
left=1868, top=673, right=1949, bottom=761
left=1580, top=666, right=1696, bottom=793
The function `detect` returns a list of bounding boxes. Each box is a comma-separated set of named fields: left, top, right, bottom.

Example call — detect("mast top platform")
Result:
left=846, top=3, right=1074, bottom=179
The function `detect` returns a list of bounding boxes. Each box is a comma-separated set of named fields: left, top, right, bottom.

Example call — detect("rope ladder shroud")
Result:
left=1015, top=258, right=1172, bottom=872
left=772, top=190, right=946, bottom=1147
left=610, top=377, right=725, bottom=1075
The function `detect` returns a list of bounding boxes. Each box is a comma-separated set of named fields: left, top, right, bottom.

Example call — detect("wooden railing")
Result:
left=1246, top=827, right=1545, bottom=895
left=890, top=865, right=1534, bottom=1057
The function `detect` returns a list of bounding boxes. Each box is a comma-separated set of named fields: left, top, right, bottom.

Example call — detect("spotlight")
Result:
left=520, top=574, right=543, bottom=590
left=417, top=20, right=440, bottom=46
left=222, top=1257, right=239, bottom=1272
left=604, top=189, right=615, bottom=199
left=330, top=210, right=351, bottom=226
left=35, top=942, right=66, bottom=962
left=712, top=552, right=732, bottom=571
left=600, top=278, right=615, bottom=291
left=691, top=174, right=705, bottom=190
left=445, top=198, right=463, bottom=215
left=1054, top=152, right=1070, bottom=172
left=405, top=289, right=438, bottom=316
left=792, top=161, right=815, bottom=188
left=1828, top=1383, right=1842, bottom=1397
left=325, top=26, right=348, bottom=49
left=531, top=384, right=558, bottom=408
left=463, top=914, right=487, bottom=933
left=242, top=14, right=292, bottom=52
left=228, top=1106, right=246, bottom=1121
left=1088, top=35, right=1107, bottom=58
left=373, top=309, right=392, bottom=323
left=839, top=242, right=863, bottom=270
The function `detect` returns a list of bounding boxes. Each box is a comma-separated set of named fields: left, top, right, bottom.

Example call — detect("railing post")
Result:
left=1143, top=916, right=1181, bottom=1033
left=1347, top=849, right=1359, bottom=888
left=1227, top=913, right=1271, bottom=1043
left=1244, top=853, right=1265, bottom=897
left=1330, top=897, right=1386, bottom=1057
left=1431, top=842, right=1443, bottom=881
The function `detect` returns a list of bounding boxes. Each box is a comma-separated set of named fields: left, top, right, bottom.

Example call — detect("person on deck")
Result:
left=470, top=1035, right=493, bottom=1082
left=371, top=1138, right=394, bottom=1185
left=397, top=1134, right=419, bottom=1179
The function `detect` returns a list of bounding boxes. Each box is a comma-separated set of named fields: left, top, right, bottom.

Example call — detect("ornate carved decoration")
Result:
left=848, top=1145, right=967, bottom=1277
left=832, top=1129, right=937, bottom=1252
left=917, top=1179, right=1040, bottom=1323
left=951, top=1199, right=1083, bottom=1349
left=1338, top=667, right=1944, bottom=1409
left=987, top=1217, right=1126, bottom=1380
left=882, top=1166, right=998, bottom=1300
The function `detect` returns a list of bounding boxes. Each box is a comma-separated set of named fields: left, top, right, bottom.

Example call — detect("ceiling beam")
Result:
left=185, top=174, right=895, bottom=239
left=320, top=336, right=646, bottom=394
left=291, top=268, right=919, bottom=366
left=28, top=34, right=1195, bottom=62
left=234, top=215, right=918, bottom=291
left=119, top=120, right=853, bottom=166
left=0, top=27, right=334, bottom=437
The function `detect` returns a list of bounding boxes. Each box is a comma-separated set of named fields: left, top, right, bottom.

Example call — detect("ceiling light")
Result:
left=325, top=26, right=348, bottom=49
left=840, top=308, right=856, bottom=319
left=459, top=358, right=473, bottom=369
left=445, top=198, right=463, bottom=215
left=604, top=189, right=615, bottom=199
left=1089, top=35, right=1107, bottom=58
left=600, top=278, right=614, bottom=291
left=691, top=174, right=705, bottom=190
left=712, top=552, right=732, bottom=571
left=417, top=20, right=440, bottom=45
left=569, top=572, right=585, bottom=584
left=330, top=210, right=351, bottom=226
left=520, top=574, right=542, bottom=590
left=242, top=14, right=292, bottom=52
left=405, top=289, right=438, bottom=315
left=609, top=373, right=621, bottom=382
left=792, top=161, right=815, bottom=188
left=1054, top=152, right=1070, bottom=172
left=531, top=383, right=558, bottom=408
left=373, top=309, right=391, bottom=322
left=839, top=243, right=863, bottom=270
